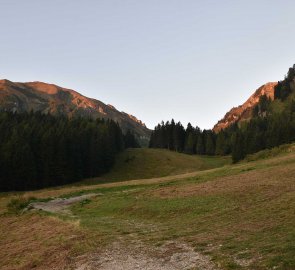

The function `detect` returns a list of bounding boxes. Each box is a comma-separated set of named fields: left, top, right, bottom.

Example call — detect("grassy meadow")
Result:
left=81, top=148, right=231, bottom=184
left=0, top=146, right=295, bottom=269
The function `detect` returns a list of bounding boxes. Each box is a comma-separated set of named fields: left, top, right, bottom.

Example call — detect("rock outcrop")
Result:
left=213, top=82, right=277, bottom=132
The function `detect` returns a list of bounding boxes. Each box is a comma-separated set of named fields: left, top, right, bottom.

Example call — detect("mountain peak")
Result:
left=0, top=79, right=14, bottom=86
left=213, top=82, right=278, bottom=132
left=0, top=79, right=151, bottom=144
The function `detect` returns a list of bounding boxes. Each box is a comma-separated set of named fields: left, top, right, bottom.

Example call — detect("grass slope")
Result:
left=0, top=147, right=295, bottom=269
left=83, top=148, right=230, bottom=184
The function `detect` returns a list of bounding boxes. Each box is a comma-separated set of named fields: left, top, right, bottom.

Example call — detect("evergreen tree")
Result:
left=184, top=132, right=195, bottom=154
left=232, top=131, right=246, bottom=163
left=124, top=129, right=140, bottom=148
left=204, top=130, right=215, bottom=155
left=196, top=133, right=205, bottom=155
left=173, top=122, right=185, bottom=152
left=215, top=131, right=230, bottom=155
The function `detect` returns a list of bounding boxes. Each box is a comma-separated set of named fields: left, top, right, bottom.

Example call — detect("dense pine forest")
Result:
left=149, top=121, right=216, bottom=155
left=0, top=112, right=138, bottom=191
left=149, top=65, right=295, bottom=162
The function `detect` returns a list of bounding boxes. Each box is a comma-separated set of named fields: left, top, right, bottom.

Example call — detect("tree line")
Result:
left=150, top=65, right=295, bottom=163
left=0, top=111, right=139, bottom=191
left=149, top=120, right=216, bottom=155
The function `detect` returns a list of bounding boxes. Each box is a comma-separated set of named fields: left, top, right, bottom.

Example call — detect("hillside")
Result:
left=213, top=82, right=277, bottom=132
left=0, top=79, right=151, bottom=144
left=82, top=148, right=230, bottom=184
left=1, top=144, right=294, bottom=269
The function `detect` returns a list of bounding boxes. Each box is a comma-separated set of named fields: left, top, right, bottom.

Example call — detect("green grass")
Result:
left=69, top=150, right=295, bottom=270
left=6, top=196, right=35, bottom=214
left=245, top=143, right=295, bottom=162
left=1, top=147, right=295, bottom=269
left=270, top=92, right=295, bottom=114
left=81, top=148, right=230, bottom=184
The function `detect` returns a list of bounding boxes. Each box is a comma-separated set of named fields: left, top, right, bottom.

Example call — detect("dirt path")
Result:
left=28, top=193, right=98, bottom=214
left=74, top=239, right=219, bottom=270
left=28, top=194, right=220, bottom=270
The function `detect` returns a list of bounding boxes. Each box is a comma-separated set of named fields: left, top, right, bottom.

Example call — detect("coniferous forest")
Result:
left=149, top=65, right=295, bottom=163
left=0, top=112, right=138, bottom=191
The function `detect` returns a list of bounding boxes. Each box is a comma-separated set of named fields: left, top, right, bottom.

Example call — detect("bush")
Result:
left=7, top=196, right=36, bottom=214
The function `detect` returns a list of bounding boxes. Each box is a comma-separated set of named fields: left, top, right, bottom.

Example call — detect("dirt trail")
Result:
left=29, top=193, right=98, bottom=214
left=28, top=194, right=220, bottom=270
left=74, top=240, right=219, bottom=270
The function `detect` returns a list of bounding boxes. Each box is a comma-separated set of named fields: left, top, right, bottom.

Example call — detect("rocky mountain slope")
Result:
left=0, top=79, right=151, bottom=143
left=213, top=82, right=278, bottom=132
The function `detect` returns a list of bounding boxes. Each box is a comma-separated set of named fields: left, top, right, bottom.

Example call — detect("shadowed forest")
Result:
left=0, top=113, right=138, bottom=191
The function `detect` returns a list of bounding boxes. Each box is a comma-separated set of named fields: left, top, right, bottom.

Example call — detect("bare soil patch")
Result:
left=29, top=193, right=99, bottom=214
left=74, top=239, right=219, bottom=270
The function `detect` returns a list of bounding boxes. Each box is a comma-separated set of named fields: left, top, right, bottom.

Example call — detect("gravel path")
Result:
left=28, top=193, right=98, bottom=214
left=74, top=240, right=219, bottom=270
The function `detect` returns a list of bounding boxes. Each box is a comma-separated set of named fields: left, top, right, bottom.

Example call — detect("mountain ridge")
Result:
left=213, top=82, right=278, bottom=132
left=0, top=79, right=151, bottom=144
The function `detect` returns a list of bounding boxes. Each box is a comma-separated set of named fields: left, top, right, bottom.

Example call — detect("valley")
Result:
left=1, top=146, right=294, bottom=269
left=1, top=2, right=295, bottom=269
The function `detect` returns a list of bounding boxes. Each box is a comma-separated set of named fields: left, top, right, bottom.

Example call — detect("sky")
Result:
left=0, top=0, right=294, bottom=129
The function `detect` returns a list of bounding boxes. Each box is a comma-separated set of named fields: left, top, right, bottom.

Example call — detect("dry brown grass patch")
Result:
left=0, top=214, right=86, bottom=270
left=152, top=163, right=295, bottom=199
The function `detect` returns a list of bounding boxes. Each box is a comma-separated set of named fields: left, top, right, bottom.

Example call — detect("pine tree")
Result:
left=215, top=131, right=228, bottom=155
left=196, top=133, right=205, bottom=155
left=184, top=132, right=195, bottom=154
left=232, top=131, right=246, bottom=163
left=204, top=130, right=215, bottom=155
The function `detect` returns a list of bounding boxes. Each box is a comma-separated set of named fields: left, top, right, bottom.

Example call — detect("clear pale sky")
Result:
left=0, top=0, right=294, bottom=129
